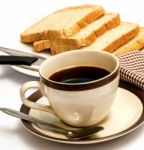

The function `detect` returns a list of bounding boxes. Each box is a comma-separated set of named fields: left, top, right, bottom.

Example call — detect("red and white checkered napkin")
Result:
left=118, top=50, right=144, bottom=91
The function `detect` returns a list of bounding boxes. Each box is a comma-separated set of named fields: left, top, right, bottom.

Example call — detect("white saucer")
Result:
left=20, top=83, right=144, bottom=144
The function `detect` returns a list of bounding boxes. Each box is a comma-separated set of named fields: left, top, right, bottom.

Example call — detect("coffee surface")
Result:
left=49, top=66, right=110, bottom=84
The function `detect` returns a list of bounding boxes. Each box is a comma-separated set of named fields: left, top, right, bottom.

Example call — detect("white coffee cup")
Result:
left=20, top=50, right=119, bottom=127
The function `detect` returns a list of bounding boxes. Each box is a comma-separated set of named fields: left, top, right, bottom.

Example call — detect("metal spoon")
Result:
left=0, top=108, right=104, bottom=140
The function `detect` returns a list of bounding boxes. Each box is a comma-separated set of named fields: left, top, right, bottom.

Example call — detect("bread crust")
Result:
left=114, top=28, right=144, bottom=56
left=51, top=23, right=139, bottom=55
left=21, top=5, right=104, bottom=43
left=104, top=24, right=139, bottom=52
left=34, top=13, right=120, bottom=52
left=33, top=40, right=51, bottom=52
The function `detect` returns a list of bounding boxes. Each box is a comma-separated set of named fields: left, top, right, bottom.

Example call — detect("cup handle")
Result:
left=20, top=81, right=56, bottom=115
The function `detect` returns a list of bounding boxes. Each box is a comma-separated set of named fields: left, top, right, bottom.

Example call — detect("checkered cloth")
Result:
left=118, top=50, right=144, bottom=91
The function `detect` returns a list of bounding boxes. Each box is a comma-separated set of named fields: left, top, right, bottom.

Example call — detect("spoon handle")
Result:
left=0, top=108, right=66, bottom=134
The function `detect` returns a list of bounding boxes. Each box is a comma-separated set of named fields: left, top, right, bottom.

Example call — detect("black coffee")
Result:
left=49, top=66, right=110, bottom=84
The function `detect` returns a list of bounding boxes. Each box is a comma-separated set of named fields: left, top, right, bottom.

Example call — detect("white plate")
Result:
left=20, top=82, right=144, bottom=144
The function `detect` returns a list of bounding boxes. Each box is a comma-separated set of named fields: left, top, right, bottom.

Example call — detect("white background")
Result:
left=0, top=0, right=144, bottom=149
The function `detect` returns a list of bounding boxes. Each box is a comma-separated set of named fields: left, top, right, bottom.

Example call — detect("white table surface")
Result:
left=0, top=0, right=144, bottom=149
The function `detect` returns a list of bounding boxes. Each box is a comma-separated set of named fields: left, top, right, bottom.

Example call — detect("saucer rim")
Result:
left=20, top=81, right=144, bottom=144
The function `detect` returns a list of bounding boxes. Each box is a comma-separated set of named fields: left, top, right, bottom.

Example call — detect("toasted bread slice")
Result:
left=51, top=22, right=139, bottom=55
left=21, top=5, right=104, bottom=43
left=113, top=28, right=144, bottom=56
left=33, top=13, right=120, bottom=52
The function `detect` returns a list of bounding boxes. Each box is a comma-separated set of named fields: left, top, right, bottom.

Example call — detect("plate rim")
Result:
left=20, top=81, right=144, bottom=144
left=12, top=66, right=40, bottom=78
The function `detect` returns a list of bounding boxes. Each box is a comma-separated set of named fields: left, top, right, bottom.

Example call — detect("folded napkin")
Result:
left=118, top=50, right=144, bottom=91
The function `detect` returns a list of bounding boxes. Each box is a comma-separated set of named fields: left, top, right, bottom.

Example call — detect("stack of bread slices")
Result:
left=20, top=4, right=144, bottom=56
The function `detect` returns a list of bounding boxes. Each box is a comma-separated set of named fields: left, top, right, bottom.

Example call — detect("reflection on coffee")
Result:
left=49, top=66, right=110, bottom=84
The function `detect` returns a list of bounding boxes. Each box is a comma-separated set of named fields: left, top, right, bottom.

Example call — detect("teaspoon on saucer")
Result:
left=0, top=108, right=104, bottom=140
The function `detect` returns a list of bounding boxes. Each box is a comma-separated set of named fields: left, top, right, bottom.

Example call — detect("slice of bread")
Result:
left=33, top=13, right=120, bottom=52
left=113, top=28, right=144, bottom=56
left=51, top=22, right=139, bottom=55
left=21, top=5, right=104, bottom=43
